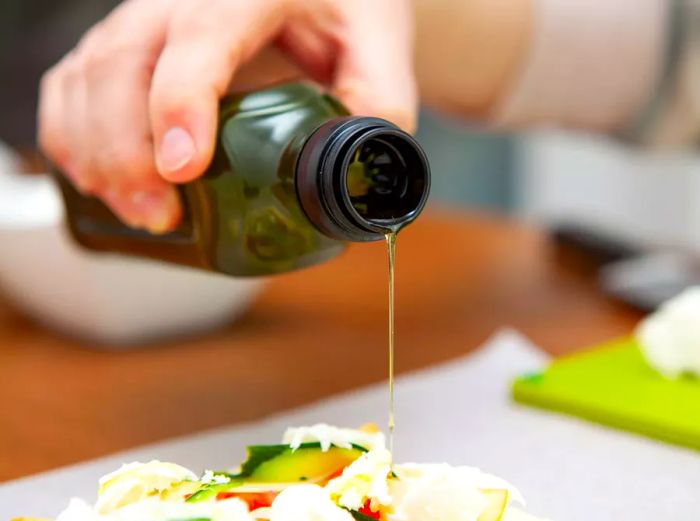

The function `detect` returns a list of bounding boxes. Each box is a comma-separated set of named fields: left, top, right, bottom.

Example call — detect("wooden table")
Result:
left=0, top=210, right=643, bottom=482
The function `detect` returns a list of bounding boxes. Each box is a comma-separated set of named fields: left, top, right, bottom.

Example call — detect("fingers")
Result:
left=102, top=188, right=182, bottom=233
left=332, top=0, right=418, bottom=133
left=227, top=46, right=305, bottom=93
left=38, top=0, right=419, bottom=240
left=38, top=59, right=74, bottom=181
left=41, top=51, right=106, bottom=194
left=81, top=21, right=181, bottom=231
left=62, top=52, right=104, bottom=194
left=149, top=0, right=286, bottom=183
left=38, top=0, right=180, bottom=233
left=276, top=22, right=337, bottom=85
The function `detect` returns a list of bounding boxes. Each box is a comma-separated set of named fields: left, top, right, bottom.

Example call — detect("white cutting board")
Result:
left=2, top=330, right=699, bottom=520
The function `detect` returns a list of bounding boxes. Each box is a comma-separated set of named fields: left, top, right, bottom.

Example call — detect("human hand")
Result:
left=38, top=0, right=417, bottom=233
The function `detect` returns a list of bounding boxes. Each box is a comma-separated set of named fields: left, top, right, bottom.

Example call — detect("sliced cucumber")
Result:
left=244, top=443, right=364, bottom=482
left=187, top=442, right=365, bottom=503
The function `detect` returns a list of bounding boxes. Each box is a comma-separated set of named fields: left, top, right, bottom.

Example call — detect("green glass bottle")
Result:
left=56, top=82, right=430, bottom=276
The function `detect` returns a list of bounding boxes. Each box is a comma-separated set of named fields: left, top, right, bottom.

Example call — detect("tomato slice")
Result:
left=358, top=499, right=381, bottom=520
left=217, top=491, right=278, bottom=510
left=322, top=467, right=346, bottom=483
left=213, top=464, right=353, bottom=511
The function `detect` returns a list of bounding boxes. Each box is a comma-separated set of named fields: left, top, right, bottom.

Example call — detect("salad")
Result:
left=16, top=424, right=550, bottom=521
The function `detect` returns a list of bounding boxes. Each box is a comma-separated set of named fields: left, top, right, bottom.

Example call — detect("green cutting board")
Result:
left=512, top=338, right=700, bottom=451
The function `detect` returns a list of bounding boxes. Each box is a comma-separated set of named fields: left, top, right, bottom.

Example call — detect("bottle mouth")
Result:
left=341, top=129, right=429, bottom=230
left=296, top=117, right=431, bottom=242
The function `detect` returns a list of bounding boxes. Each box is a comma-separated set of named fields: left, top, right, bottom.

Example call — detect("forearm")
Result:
left=412, top=0, right=533, bottom=118
left=413, top=0, right=667, bottom=136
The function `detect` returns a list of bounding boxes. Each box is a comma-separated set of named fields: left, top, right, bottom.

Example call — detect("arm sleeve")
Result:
left=625, top=0, right=700, bottom=148
left=491, top=0, right=668, bottom=134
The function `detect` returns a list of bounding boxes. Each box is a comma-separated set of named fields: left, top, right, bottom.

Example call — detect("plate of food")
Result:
left=17, top=425, right=550, bottom=521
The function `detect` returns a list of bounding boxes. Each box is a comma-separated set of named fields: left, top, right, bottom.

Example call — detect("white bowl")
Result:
left=0, top=146, right=263, bottom=347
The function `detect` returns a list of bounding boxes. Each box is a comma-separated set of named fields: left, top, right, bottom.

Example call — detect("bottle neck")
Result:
left=295, top=117, right=430, bottom=242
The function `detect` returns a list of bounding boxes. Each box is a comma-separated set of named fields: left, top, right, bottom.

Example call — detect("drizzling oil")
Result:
left=385, top=231, right=397, bottom=455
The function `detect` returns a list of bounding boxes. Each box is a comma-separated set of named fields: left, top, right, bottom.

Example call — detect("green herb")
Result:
left=346, top=509, right=378, bottom=521
left=187, top=441, right=367, bottom=503
left=186, top=480, right=243, bottom=503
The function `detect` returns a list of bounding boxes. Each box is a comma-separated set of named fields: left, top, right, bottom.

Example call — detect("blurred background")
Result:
left=5, top=1, right=700, bottom=257
left=3, top=0, right=700, bottom=496
left=16, top=0, right=700, bottom=319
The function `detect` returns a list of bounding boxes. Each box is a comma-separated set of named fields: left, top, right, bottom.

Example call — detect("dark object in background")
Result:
left=0, top=0, right=120, bottom=148
left=600, top=253, right=700, bottom=312
left=550, top=222, right=643, bottom=277
left=550, top=222, right=700, bottom=311
left=56, top=83, right=430, bottom=276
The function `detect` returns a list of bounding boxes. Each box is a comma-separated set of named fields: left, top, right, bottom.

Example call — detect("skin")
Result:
left=413, top=0, right=532, bottom=118
left=37, top=0, right=532, bottom=233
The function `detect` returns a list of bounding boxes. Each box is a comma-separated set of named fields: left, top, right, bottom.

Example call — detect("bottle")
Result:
left=56, top=82, right=430, bottom=277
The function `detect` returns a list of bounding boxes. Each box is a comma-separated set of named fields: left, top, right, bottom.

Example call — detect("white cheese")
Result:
left=201, top=469, right=231, bottom=485
left=636, top=286, right=700, bottom=378
left=269, top=484, right=354, bottom=521
left=282, top=424, right=386, bottom=452
left=96, top=461, right=198, bottom=513
left=326, top=448, right=393, bottom=510
left=387, top=463, right=525, bottom=521
left=57, top=497, right=251, bottom=521
left=49, top=425, right=552, bottom=521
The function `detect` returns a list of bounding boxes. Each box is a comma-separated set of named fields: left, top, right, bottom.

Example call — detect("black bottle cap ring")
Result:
left=296, top=117, right=431, bottom=242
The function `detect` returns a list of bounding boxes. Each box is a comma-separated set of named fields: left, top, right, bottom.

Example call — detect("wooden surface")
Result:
left=0, top=210, right=643, bottom=482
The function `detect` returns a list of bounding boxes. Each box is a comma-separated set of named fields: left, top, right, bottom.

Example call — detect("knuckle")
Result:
left=97, top=142, right=160, bottom=187
left=149, top=94, right=185, bottom=123
left=74, top=26, right=105, bottom=67
left=56, top=52, right=84, bottom=85
left=39, top=65, right=60, bottom=94
left=80, top=179, right=107, bottom=197
left=37, top=70, right=66, bottom=158
left=68, top=169, right=106, bottom=196
left=37, top=129, right=60, bottom=160
left=168, top=4, right=219, bottom=37
left=147, top=81, right=192, bottom=123
left=37, top=122, right=67, bottom=164
left=57, top=57, right=79, bottom=86
left=76, top=22, right=148, bottom=73
left=76, top=22, right=106, bottom=55
left=117, top=152, right=156, bottom=182
left=167, top=3, right=240, bottom=47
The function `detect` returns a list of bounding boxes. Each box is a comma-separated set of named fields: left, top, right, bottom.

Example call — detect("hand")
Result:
left=38, top=0, right=417, bottom=233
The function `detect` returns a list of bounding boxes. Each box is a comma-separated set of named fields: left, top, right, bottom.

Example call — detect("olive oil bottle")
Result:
left=56, top=82, right=430, bottom=276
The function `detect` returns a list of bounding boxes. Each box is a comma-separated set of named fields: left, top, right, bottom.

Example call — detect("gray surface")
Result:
left=2, top=330, right=699, bottom=520
left=415, top=112, right=514, bottom=211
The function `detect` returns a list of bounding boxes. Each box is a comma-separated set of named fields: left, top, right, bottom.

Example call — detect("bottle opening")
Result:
left=344, top=134, right=428, bottom=227
left=296, top=116, right=430, bottom=242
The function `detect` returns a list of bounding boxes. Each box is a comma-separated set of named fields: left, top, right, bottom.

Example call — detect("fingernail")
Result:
left=130, top=189, right=180, bottom=234
left=103, top=188, right=144, bottom=229
left=158, top=127, right=195, bottom=173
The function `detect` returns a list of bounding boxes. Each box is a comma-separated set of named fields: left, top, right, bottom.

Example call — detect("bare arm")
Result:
left=413, top=0, right=533, bottom=119
left=412, top=0, right=667, bottom=138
